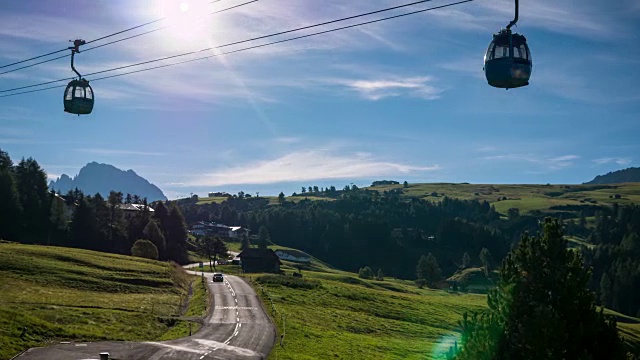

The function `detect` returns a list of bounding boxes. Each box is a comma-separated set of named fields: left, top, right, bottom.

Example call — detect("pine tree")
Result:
left=143, top=220, right=166, bottom=259
left=462, top=252, right=471, bottom=269
left=416, top=254, right=436, bottom=287
left=240, top=233, right=251, bottom=251
left=479, top=247, right=493, bottom=277
left=376, top=268, right=385, bottom=281
left=258, top=226, right=270, bottom=250
left=0, top=149, right=22, bottom=241
left=14, top=157, right=50, bottom=243
left=455, top=219, right=625, bottom=360
left=164, top=203, right=189, bottom=263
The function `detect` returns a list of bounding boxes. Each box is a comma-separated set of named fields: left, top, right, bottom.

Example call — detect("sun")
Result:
left=156, top=0, right=214, bottom=51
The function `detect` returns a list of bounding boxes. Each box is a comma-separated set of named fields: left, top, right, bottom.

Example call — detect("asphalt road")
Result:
left=16, top=272, right=275, bottom=360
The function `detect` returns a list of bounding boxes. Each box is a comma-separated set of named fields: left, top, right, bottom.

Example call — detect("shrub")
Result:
left=358, top=266, right=374, bottom=279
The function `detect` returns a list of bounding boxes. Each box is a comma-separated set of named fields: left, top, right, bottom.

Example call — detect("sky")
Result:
left=1, top=0, right=639, bottom=199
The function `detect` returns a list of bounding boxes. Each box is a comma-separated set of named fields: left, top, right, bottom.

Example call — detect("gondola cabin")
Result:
left=64, top=79, right=94, bottom=115
left=484, top=29, right=532, bottom=89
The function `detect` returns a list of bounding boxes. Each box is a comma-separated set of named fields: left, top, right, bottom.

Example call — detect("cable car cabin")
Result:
left=484, top=30, right=532, bottom=89
left=64, top=79, right=94, bottom=115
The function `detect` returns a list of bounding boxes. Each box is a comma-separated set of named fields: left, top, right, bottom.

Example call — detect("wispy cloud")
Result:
left=273, top=137, right=301, bottom=143
left=482, top=153, right=579, bottom=170
left=185, top=150, right=440, bottom=186
left=76, top=148, right=166, bottom=156
left=592, top=157, right=632, bottom=166
left=325, top=76, right=443, bottom=101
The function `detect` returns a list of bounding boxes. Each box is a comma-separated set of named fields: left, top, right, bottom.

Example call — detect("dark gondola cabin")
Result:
left=64, top=79, right=94, bottom=115
left=484, top=29, right=532, bottom=89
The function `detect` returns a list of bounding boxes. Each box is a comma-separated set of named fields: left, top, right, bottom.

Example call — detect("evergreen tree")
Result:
left=131, top=239, right=159, bottom=260
left=143, top=220, right=166, bottom=259
left=164, top=203, right=189, bottom=263
left=48, top=192, right=68, bottom=245
left=0, top=149, right=22, bottom=240
left=416, top=254, right=428, bottom=287
left=258, top=225, right=270, bottom=250
left=479, top=247, right=493, bottom=277
left=376, top=268, right=385, bottom=281
left=425, top=253, right=442, bottom=286
left=240, top=233, right=251, bottom=251
left=455, top=219, right=625, bottom=360
left=14, top=157, right=50, bottom=243
left=462, top=252, right=471, bottom=269
left=69, top=196, right=98, bottom=250
left=358, top=266, right=374, bottom=279
left=278, top=192, right=286, bottom=204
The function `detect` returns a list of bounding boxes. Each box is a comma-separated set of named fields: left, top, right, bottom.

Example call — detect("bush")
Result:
left=131, top=239, right=159, bottom=260
left=358, top=266, right=374, bottom=279
left=256, top=274, right=320, bottom=289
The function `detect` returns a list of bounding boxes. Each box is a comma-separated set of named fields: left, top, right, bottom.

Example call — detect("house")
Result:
left=229, top=226, right=250, bottom=239
left=117, top=203, right=155, bottom=218
left=274, top=249, right=310, bottom=263
left=208, top=192, right=230, bottom=197
left=189, top=222, right=250, bottom=238
left=238, top=248, right=281, bottom=273
left=190, top=222, right=231, bottom=237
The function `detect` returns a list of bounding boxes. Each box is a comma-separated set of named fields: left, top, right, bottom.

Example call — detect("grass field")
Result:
left=368, top=182, right=640, bottom=217
left=251, top=265, right=486, bottom=360
left=252, top=261, right=640, bottom=359
left=0, top=243, right=198, bottom=359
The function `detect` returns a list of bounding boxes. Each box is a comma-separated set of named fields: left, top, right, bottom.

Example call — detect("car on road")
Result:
left=213, top=273, right=224, bottom=282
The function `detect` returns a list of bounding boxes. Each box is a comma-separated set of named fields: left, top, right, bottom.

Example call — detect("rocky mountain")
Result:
left=49, top=162, right=167, bottom=201
left=584, top=167, right=640, bottom=185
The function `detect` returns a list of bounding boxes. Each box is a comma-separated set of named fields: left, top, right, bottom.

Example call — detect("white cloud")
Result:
left=185, top=150, right=440, bottom=186
left=592, top=157, right=632, bottom=166
left=273, top=137, right=301, bottom=143
left=76, top=148, right=166, bottom=156
left=482, top=153, right=579, bottom=170
left=327, top=76, right=443, bottom=101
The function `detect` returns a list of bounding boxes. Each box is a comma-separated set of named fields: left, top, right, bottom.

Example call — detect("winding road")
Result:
left=16, top=271, right=276, bottom=360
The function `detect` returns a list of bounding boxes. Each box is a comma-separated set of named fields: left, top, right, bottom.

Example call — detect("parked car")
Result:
left=213, top=273, right=224, bottom=282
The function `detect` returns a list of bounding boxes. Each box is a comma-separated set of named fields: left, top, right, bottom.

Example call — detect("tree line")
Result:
left=0, top=148, right=189, bottom=263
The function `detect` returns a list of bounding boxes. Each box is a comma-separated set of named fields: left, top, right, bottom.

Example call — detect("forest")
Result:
left=0, top=148, right=190, bottom=264
left=1, top=147, right=638, bottom=317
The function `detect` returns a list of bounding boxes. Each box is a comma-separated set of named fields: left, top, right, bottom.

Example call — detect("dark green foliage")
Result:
left=358, top=266, right=374, bottom=279
left=417, top=253, right=441, bottom=286
left=582, top=205, right=640, bottom=317
left=455, top=219, right=625, bottom=360
left=376, top=268, right=384, bottom=281
left=462, top=252, right=471, bottom=269
left=479, top=248, right=493, bottom=277
left=278, top=192, right=285, bottom=204
left=256, top=274, right=321, bottom=289
left=14, top=157, right=50, bottom=243
left=240, top=233, right=251, bottom=251
left=161, top=203, right=189, bottom=264
left=0, top=149, right=22, bottom=241
left=197, top=236, right=228, bottom=271
left=131, top=239, right=159, bottom=260
left=143, top=220, right=166, bottom=259
left=258, top=225, right=270, bottom=250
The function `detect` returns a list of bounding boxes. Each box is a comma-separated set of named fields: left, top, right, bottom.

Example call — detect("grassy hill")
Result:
left=367, top=182, right=640, bottom=218
left=0, top=242, right=203, bottom=359
left=252, top=254, right=640, bottom=359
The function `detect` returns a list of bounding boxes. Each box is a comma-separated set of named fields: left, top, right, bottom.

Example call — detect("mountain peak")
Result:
left=49, top=162, right=167, bottom=201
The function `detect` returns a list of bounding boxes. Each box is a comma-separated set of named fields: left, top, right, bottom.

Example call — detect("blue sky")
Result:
left=1, top=0, right=639, bottom=199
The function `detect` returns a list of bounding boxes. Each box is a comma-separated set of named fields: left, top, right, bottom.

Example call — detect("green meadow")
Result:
left=253, top=259, right=640, bottom=360
left=367, top=182, right=640, bottom=217
left=252, top=263, right=486, bottom=360
left=0, top=242, right=204, bottom=359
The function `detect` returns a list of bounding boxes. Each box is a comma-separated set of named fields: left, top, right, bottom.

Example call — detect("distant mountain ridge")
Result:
left=584, top=167, right=640, bottom=185
left=49, top=162, right=167, bottom=201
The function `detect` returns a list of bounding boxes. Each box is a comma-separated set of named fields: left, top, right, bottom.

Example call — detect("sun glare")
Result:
left=156, top=0, right=214, bottom=51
